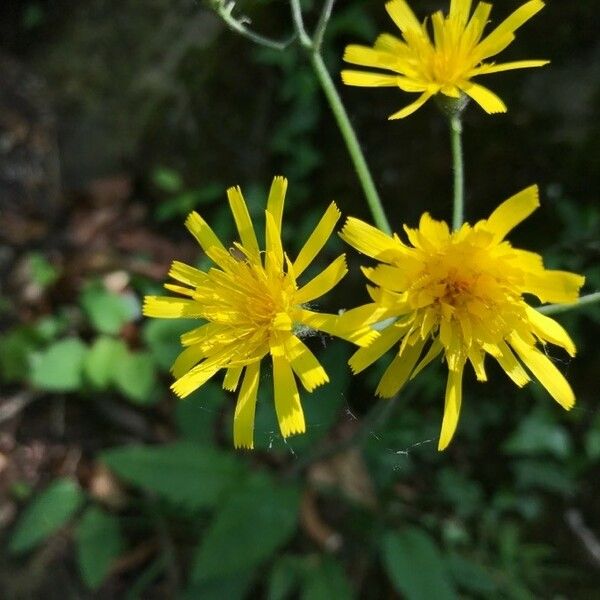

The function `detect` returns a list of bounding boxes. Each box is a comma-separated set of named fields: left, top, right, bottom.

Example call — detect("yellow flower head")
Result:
left=144, top=177, right=370, bottom=449
left=339, top=186, right=585, bottom=450
left=342, top=0, right=549, bottom=119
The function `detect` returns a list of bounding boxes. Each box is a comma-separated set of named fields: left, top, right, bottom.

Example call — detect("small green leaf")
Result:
left=183, top=571, right=256, bottom=600
left=381, top=528, right=457, bottom=600
left=113, top=351, right=157, bottom=404
left=30, top=338, right=87, bottom=391
left=84, top=336, right=128, bottom=388
left=191, top=474, right=300, bottom=582
left=101, top=442, right=243, bottom=510
left=80, top=283, right=137, bottom=335
left=10, top=478, right=84, bottom=554
left=152, top=166, right=183, bottom=193
left=28, top=252, right=59, bottom=287
left=76, top=507, right=124, bottom=589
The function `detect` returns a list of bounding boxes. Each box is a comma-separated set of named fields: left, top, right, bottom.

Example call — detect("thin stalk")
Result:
left=216, top=1, right=294, bottom=51
left=538, top=292, right=600, bottom=315
left=449, top=114, right=464, bottom=230
left=309, top=52, right=391, bottom=234
left=313, top=0, right=336, bottom=52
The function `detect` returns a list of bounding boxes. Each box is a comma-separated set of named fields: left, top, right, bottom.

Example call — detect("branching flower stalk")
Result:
left=289, top=0, right=391, bottom=234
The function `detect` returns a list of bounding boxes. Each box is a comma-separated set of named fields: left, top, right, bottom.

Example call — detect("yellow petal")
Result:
left=272, top=354, right=305, bottom=438
left=185, top=211, right=228, bottom=266
left=478, top=0, right=545, bottom=60
left=171, top=358, right=221, bottom=398
left=410, top=338, right=443, bottom=379
left=164, top=283, right=195, bottom=297
left=486, top=339, right=530, bottom=387
left=341, top=70, right=402, bottom=87
left=293, top=202, right=340, bottom=276
left=171, top=345, right=206, bottom=379
left=295, top=255, right=347, bottom=304
left=509, top=334, right=575, bottom=409
left=181, top=322, right=222, bottom=347
left=233, top=362, right=260, bottom=449
left=374, top=33, right=409, bottom=54
left=266, top=176, right=287, bottom=235
left=227, top=186, right=260, bottom=261
left=265, top=211, right=284, bottom=274
left=389, top=91, right=434, bottom=119
left=485, top=185, right=539, bottom=240
left=464, top=2, right=492, bottom=45
left=525, top=305, right=577, bottom=356
left=523, top=270, right=585, bottom=304
left=340, top=217, right=399, bottom=260
left=169, top=261, right=208, bottom=287
left=460, top=81, right=506, bottom=113
left=438, top=366, right=464, bottom=450
left=470, top=59, right=549, bottom=77
left=449, top=0, right=473, bottom=28
left=297, top=308, right=378, bottom=347
left=143, top=296, right=201, bottom=318
left=223, top=365, right=243, bottom=391
left=349, top=323, right=407, bottom=374
left=468, top=347, right=487, bottom=381
left=385, top=0, right=423, bottom=34
left=283, top=335, right=329, bottom=392
left=376, top=338, right=425, bottom=397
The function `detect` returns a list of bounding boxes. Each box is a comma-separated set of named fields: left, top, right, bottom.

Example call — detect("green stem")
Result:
left=449, top=114, right=464, bottom=230
left=538, top=292, right=600, bottom=315
left=289, top=0, right=390, bottom=234
left=215, top=1, right=294, bottom=51
left=309, top=52, right=391, bottom=234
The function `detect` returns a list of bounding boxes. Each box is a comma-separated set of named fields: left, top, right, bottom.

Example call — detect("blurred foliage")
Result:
left=1, top=0, right=599, bottom=597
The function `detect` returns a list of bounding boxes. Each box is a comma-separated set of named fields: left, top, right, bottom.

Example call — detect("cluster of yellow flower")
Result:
left=145, top=0, right=585, bottom=451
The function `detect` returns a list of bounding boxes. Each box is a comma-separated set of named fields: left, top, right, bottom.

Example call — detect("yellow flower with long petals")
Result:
left=144, top=177, right=371, bottom=449
left=342, top=0, right=548, bottom=119
left=339, top=186, right=585, bottom=450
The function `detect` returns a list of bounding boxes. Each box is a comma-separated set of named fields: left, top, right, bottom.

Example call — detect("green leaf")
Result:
left=504, top=413, right=572, bottom=459
left=28, top=252, right=59, bottom=287
left=446, top=553, right=497, bottom=595
left=113, top=350, right=157, bottom=404
left=152, top=166, right=183, bottom=193
left=84, top=336, right=128, bottom=388
left=30, top=338, right=87, bottom=391
left=80, top=283, right=137, bottom=335
left=101, top=442, right=243, bottom=510
left=142, top=318, right=197, bottom=371
left=0, top=327, right=42, bottom=382
left=381, top=528, right=457, bottom=600
left=191, top=474, right=300, bottom=582
left=10, top=478, right=84, bottom=554
left=302, top=557, right=354, bottom=600
left=76, top=507, right=124, bottom=590
left=183, top=571, right=256, bottom=600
